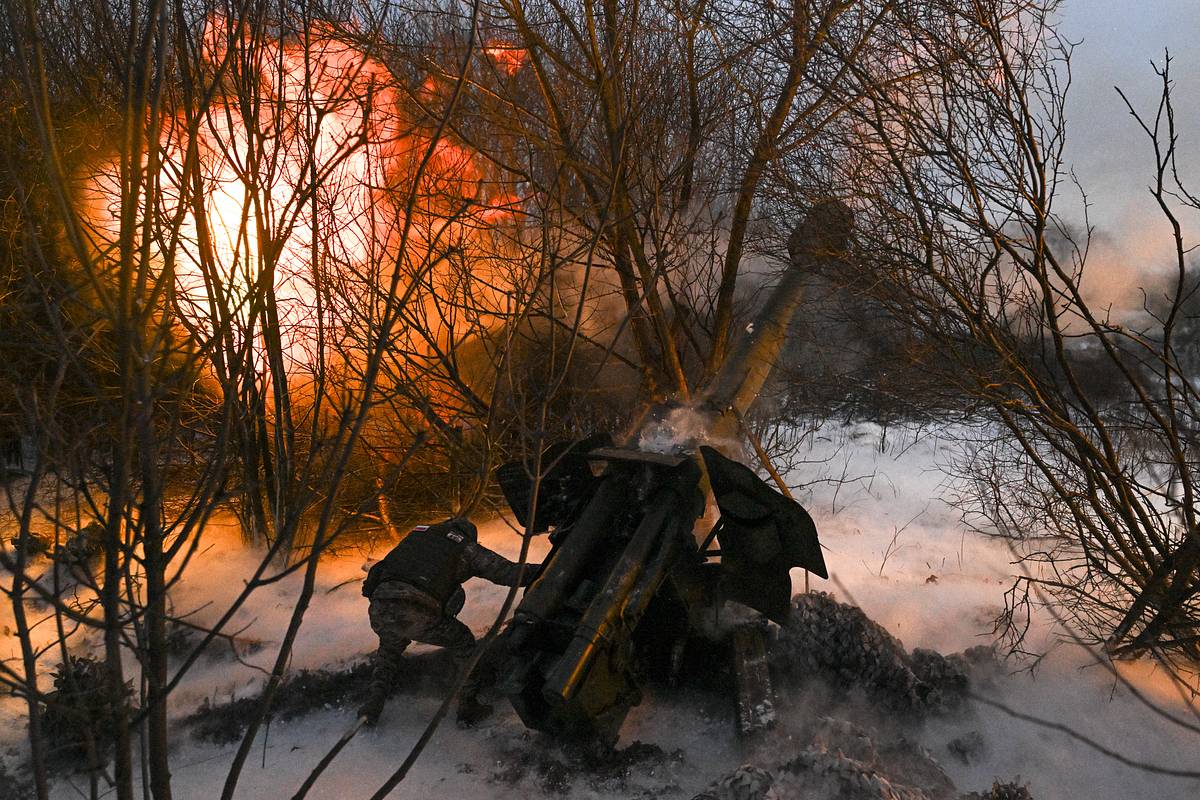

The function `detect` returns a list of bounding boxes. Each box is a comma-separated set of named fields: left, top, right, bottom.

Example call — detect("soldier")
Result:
left=358, top=517, right=541, bottom=727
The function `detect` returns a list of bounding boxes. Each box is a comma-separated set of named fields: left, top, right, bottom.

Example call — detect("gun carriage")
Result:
left=493, top=202, right=853, bottom=744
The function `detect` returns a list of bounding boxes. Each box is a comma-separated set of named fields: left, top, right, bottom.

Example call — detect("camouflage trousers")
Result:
left=366, top=586, right=478, bottom=697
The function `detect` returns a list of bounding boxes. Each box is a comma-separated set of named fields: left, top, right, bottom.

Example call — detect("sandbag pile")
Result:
left=692, top=595, right=1028, bottom=800
left=770, top=592, right=970, bottom=714
left=690, top=717, right=947, bottom=799
left=691, top=717, right=1029, bottom=800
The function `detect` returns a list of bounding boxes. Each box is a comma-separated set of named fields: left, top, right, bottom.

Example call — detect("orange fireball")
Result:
left=83, top=16, right=524, bottom=385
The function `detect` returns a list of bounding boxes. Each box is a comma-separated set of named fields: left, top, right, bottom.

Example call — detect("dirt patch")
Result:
left=488, top=733, right=685, bottom=796
left=41, top=656, right=132, bottom=772
left=0, top=758, right=33, bottom=799
left=185, top=650, right=457, bottom=744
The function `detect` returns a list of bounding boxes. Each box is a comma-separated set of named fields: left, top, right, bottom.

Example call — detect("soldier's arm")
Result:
left=461, top=543, right=540, bottom=586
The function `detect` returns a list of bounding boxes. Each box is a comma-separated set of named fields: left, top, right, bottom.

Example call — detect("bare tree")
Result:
left=12, top=0, right=1192, bottom=797
left=809, top=0, right=1200, bottom=671
left=0, top=1, right=540, bottom=798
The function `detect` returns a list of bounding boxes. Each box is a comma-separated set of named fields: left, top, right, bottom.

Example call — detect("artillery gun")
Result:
left=493, top=202, right=854, bottom=744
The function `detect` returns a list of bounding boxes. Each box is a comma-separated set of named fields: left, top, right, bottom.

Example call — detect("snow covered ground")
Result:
left=3, top=421, right=1198, bottom=799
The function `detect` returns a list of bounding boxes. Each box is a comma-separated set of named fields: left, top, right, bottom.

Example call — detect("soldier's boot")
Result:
left=450, top=638, right=494, bottom=728
left=455, top=693, right=493, bottom=728
left=357, top=683, right=388, bottom=727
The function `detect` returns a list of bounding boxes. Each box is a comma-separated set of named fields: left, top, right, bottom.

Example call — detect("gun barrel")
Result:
left=703, top=200, right=853, bottom=423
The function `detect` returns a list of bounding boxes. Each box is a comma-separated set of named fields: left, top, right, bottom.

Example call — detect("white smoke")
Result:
left=636, top=405, right=745, bottom=458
